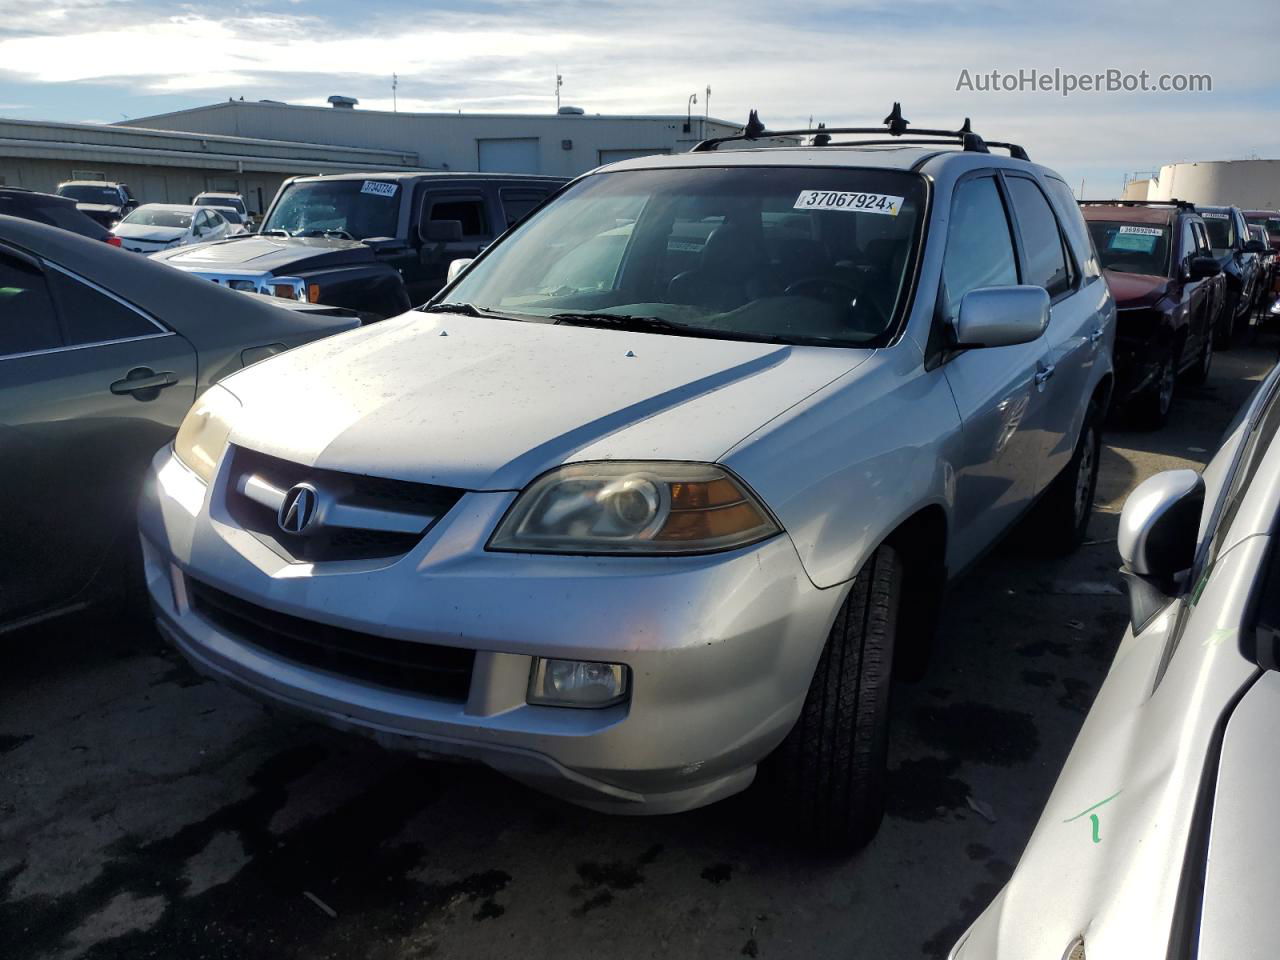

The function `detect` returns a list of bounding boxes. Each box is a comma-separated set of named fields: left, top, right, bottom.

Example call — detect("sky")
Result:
left=0, top=0, right=1277, bottom=196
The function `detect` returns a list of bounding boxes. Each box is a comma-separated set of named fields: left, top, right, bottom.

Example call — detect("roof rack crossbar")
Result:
left=1079, top=199, right=1196, bottom=210
left=691, top=102, right=1029, bottom=161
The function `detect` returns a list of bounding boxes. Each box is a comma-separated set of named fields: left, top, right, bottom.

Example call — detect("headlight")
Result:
left=488, top=461, right=780, bottom=554
left=173, top=385, right=240, bottom=484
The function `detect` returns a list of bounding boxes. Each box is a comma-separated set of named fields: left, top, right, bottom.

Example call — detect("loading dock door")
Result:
left=477, top=138, right=541, bottom=174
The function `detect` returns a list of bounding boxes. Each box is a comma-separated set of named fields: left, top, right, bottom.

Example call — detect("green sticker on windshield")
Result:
left=1110, top=232, right=1158, bottom=253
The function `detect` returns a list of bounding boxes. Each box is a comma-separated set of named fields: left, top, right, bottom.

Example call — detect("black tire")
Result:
left=1135, top=348, right=1177, bottom=430
left=1034, top=402, right=1102, bottom=553
left=763, top=544, right=901, bottom=852
left=1214, top=291, right=1237, bottom=351
left=1183, top=333, right=1213, bottom=387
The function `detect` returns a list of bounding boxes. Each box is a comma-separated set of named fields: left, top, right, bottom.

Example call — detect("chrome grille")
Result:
left=225, top=446, right=464, bottom=562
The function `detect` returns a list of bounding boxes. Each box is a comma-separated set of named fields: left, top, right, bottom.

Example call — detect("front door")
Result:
left=0, top=250, right=197, bottom=625
left=937, top=173, right=1050, bottom=571
left=405, top=188, right=495, bottom=304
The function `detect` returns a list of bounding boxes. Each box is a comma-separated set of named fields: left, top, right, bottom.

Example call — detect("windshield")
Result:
left=261, top=179, right=400, bottom=238
left=1246, top=215, right=1280, bottom=241
left=1200, top=212, right=1235, bottom=252
left=57, top=184, right=119, bottom=204
left=438, top=167, right=926, bottom=346
left=1087, top=220, right=1171, bottom=276
left=124, top=208, right=192, bottom=228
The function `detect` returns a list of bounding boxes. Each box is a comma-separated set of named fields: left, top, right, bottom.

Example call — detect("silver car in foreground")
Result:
left=951, top=359, right=1280, bottom=958
left=139, top=114, right=1115, bottom=848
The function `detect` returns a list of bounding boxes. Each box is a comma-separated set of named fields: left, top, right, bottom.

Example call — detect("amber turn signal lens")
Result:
left=308, top=283, right=321, bottom=303
left=273, top=283, right=296, bottom=299
left=656, top=501, right=769, bottom=541
left=669, top=477, right=743, bottom=510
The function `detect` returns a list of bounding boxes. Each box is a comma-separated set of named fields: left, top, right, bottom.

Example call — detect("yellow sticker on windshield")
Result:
left=794, top=190, right=902, bottom=216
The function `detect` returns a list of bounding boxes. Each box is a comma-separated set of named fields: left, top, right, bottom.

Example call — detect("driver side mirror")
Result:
left=1188, top=255, right=1221, bottom=280
left=1243, top=238, right=1267, bottom=254
left=1118, top=468, right=1205, bottom=631
left=425, top=219, right=463, bottom=243
left=447, top=258, right=474, bottom=284
left=951, top=285, right=1050, bottom=349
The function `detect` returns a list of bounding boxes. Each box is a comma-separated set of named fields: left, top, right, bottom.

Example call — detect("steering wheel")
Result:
left=783, top=276, right=862, bottom=303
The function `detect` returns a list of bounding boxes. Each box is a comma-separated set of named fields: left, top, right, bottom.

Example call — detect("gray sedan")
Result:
left=951, top=357, right=1280, bottom=960
left=0, top=215, right=360, bottom=634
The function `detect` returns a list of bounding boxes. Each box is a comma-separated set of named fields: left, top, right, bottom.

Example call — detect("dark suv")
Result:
left=54, top=180, right=139, bottom=228
left=151, top=172, right=566, bottom=318
left=1081, top=199, right=1222, bottom=427
left=1244, top=209, right=1280, bottom=305
left=1198, top=204, right=1266, bottom=343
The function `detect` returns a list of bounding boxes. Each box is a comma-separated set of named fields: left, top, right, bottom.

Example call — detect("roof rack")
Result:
left=1079, top=199, right=1196, bottom=211
left=691, top=103, right=1030, bottom=161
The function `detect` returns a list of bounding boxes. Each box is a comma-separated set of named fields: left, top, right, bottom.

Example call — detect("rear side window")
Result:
left=499, top=189, right=549, bottom=227
left=0, top=253, right=61, bottom=357
left=1005, top=176, right=1072, bottom=298
left=941, top=176, right=1018, bottom=319
left=425, top=196, right=489, bottom=238
left=1042, top=177, right=1101, bottom=280
left=46, top=268, right=158, bottom=345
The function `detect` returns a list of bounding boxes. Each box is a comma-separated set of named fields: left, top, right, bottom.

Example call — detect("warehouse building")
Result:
left=0, top=115, right=419, bottom=215
left=123, top=97, right=740, bottom=180
left=1126, top=159, right=1280, bottom=209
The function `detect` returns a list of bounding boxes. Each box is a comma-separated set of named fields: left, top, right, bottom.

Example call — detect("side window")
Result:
left=1181, top=220, right=1197, bottom=262
left=1042, top=177, right=1101, bottom=280
left=1192, top=221, right=1210, bottom=253
left=1005, top=176, right=1072, bottom=298
left=499, top=189, right=549, bottom=227
left=424, top=196, right=489, bottom=238
left=0, top=252, right=62, bottom=357
left=940, top=176, right=1018, bottom=319
left=46, top=268, right=158, bottom=345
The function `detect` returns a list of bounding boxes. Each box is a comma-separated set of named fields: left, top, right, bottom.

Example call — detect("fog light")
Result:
left=528, top=658, right=628, bottom=708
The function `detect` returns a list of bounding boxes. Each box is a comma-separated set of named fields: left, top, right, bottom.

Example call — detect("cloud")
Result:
left=0, top=0, right=1276, bottom=193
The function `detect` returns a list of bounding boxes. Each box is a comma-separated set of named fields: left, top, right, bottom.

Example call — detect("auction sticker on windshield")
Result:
left=1117, top=225, right=1163, bottom=236
left=360, top=181, right=399, bottom=197
left=794, top=190, right=903, bottom=216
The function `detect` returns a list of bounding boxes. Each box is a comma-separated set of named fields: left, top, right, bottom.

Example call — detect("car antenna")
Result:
left=884, top=102, right=909, bottom=136
left=743, top=109, right=766, bottom=140
left=812, top=122, right=831, bottom=147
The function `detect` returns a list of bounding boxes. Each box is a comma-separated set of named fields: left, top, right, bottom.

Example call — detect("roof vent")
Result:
left=557, top=105, right=585, bottom=116
left=328, top=95, right=359, bottom=110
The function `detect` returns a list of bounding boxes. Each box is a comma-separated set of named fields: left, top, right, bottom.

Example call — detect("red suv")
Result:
left=1081, top=200, right=1222, bottom=427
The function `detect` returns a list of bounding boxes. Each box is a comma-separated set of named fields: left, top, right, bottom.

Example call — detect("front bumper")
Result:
left=139, top=447, right=841, bottom=814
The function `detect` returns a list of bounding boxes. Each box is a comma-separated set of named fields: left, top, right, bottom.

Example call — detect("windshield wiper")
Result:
left=423, top=301, right=529, bottom=322
left=259, top=229, right=290, bottom=238
left=548, top=312, right=698, bottom=336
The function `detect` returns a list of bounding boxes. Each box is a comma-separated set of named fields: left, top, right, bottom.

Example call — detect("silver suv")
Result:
left=138, top=109, right=1115, bottom=849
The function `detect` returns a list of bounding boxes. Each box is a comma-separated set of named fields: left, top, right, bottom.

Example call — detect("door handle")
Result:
left=1034, top=363, right=1056, bottom=386
left=110, top=367, right=178, bottom=397
left=1088, top=328, right=1105, bottom=345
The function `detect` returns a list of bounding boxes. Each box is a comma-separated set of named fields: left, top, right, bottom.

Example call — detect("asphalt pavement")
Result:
left=2, top=342, right=1275, bottom=960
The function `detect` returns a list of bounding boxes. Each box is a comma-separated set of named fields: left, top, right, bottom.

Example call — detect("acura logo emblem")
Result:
left=278, top=483, right=319, bottom=534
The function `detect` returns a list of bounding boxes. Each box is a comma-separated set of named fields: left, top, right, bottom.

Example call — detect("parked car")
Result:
left=1198, top=204, right=1266, bottom=343
left=150, top=172, right=566, bottom=318
left=0, top=214, right=361, bottom=634
left=54, top=180, right=138, bottom=228
left=950, top=358, right=1280, bottom=960
left=111, top=204, right=232, bottom=254
left=1080, top=199, right=1222, bottom=426
left=194, top=192, right=249, bottom=220
left=0, top=187, right=121, bottom=244
left=1247, top=223, right=1276, bottom=302
left=139, top=110, right=1116, bottom=849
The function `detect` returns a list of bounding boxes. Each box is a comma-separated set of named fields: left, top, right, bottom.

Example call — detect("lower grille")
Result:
left=189, top=579, right=475, bottom=702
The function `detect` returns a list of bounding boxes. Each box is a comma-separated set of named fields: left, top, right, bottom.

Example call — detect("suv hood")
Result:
left=221, top=311, right=870, bottom=491
left=1104, top=270, right=1170, bottom=309
left=151, top=234, right=374, bottom=274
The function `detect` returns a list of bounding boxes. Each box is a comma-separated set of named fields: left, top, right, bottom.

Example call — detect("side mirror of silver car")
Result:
left=952, top=285, right=1050, bottom=349
left=447, top=258, right=474, bottom=284
left=1118, top=468, right=1205, bottom=631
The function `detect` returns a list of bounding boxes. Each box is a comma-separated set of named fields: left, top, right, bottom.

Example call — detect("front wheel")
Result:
left=761, top=544, right=902, bottom=852
left=1135, top=349, right=1177, bottom=430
